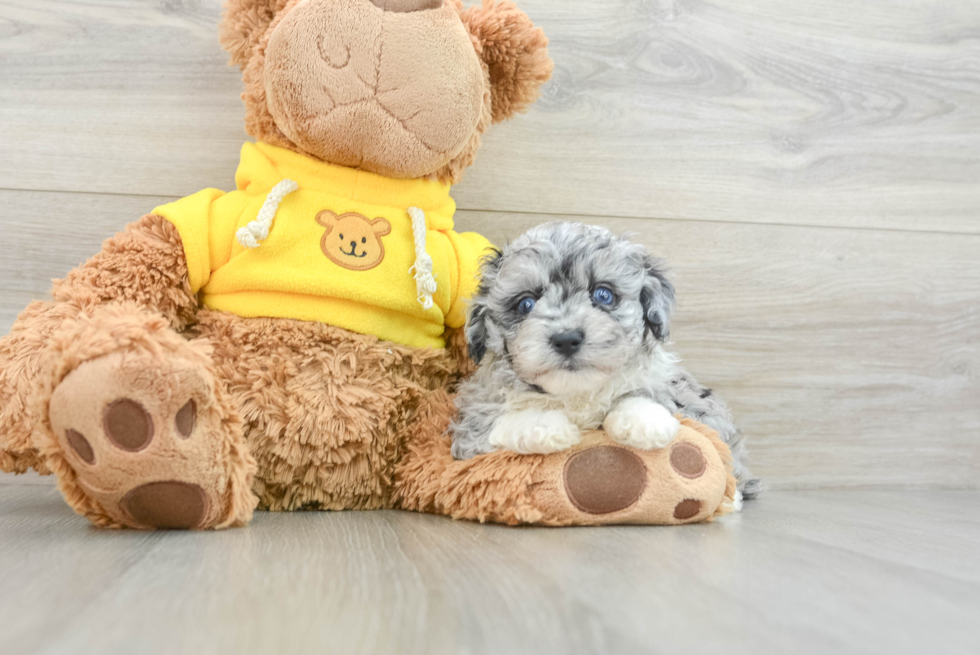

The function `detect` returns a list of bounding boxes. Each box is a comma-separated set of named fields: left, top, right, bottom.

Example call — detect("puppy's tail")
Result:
left=736, top=467, right=764, bottom=499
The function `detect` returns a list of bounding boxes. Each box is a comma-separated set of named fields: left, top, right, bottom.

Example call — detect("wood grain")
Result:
left=2, top=188, right=978, bottom=490
left=1, top=1, right=979, bottom=232
left=1, top=485, right=978, bottom=655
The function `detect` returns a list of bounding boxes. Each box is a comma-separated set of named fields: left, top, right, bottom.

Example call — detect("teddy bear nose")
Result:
left=368, top=0, right=442, bottom=12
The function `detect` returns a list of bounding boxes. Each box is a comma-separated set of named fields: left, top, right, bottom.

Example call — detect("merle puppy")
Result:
left=451, top=222, right=760, bottom=499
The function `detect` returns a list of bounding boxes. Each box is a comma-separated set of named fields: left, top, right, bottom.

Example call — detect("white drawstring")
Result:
left=408, top=206, right=437, bottom=310
left=236, top=179, right=299, bottom=249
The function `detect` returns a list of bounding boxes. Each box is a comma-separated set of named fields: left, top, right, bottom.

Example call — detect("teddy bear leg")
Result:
left=34, top=304, right=257, bottom=530
left=395, top=391, right=736, bottom=526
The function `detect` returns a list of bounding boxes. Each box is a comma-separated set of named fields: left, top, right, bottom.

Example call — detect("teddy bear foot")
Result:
left=543, top=420, right=736, bottom=525
left=37, top=306, right=257, bottom=530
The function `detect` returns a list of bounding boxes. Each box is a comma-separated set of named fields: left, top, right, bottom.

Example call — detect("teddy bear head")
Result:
left=219, top=0, right=553, bottom=183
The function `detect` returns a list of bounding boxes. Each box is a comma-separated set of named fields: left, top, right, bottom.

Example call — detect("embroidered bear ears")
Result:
left=219, top=0, right=552, bottom=124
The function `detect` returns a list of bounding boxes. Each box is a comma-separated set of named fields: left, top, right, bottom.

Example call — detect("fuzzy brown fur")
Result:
left=460, top=0, right=553, bottom=124
left=197, top=308, right=464, bottom=511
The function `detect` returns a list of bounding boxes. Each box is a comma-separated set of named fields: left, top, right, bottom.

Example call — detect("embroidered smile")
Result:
left=339, top=245, right=368, bottom=258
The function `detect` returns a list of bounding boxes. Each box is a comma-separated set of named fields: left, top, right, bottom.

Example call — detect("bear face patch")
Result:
left=315, top=210, right=391, bottom=271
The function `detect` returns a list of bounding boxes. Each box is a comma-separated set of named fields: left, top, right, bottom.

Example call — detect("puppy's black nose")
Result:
left=550, top=330, right=585, bottom=357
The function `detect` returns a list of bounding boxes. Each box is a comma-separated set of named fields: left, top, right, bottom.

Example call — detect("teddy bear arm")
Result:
left=51, top=213, right=199, bottom=331
left=0, top=214, right=199, bottom=474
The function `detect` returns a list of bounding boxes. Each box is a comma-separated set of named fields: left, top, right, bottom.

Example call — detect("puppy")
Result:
left=451, top=222, right=760, bottom=499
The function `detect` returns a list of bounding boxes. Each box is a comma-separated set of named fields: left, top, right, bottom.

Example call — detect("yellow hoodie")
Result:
left=152, top=142, right=492, bottom=349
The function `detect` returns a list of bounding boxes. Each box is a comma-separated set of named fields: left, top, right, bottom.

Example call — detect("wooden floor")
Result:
left=1, top=484, right=977, bottom=655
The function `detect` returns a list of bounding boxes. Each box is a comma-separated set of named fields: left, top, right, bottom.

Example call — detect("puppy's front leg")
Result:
left=604, top=396, right=681, bottom=450
left=488, top=410, right=582, bottom=455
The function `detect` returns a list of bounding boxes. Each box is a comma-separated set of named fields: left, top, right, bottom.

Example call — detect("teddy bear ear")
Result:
left=219, top=0, right=288, bottom=70
left=315, top=210, right=339, bottom=230
left=459, top=0, right=553, bottom=124
left=370, top=218, right=392, bottom=237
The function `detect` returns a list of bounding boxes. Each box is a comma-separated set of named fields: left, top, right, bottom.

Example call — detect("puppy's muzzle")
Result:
left=550, top=330, right=585, bottom=357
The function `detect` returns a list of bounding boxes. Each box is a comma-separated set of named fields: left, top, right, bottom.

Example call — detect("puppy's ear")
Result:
left=465, top=301, right=489, bottom=364
left=640, top=256, right=675, bottom=342
left=459, top=0, right=553, bottom=124
left=466, top=248, right=504, bottom=364
left=219, top=0, right=288, bottom=70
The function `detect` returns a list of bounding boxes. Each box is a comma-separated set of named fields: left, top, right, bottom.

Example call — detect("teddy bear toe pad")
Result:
left=563, top=446, right=647, bottom=514
left=120, top=481, right=209, bottom=530
left=48, top=350, right=230, bottom=530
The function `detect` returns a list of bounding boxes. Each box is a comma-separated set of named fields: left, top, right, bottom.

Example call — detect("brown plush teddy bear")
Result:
left=0, top=0, right=736, bottom=529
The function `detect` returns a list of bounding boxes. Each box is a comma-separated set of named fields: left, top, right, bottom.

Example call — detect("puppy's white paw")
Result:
left=722, top=489, right=744, bottom=513
left=488, top=410, right=582, bottom=455
left=603, top=397, right=681, bottom=450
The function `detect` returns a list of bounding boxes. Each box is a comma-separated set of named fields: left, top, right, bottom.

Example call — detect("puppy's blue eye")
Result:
left=593, top=287, right=615, bottom=306
left=517, top=297, right=536, bottom=315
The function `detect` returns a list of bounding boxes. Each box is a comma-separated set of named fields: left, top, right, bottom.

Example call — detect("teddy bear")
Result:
left=0, top=0, right=736, bottom=529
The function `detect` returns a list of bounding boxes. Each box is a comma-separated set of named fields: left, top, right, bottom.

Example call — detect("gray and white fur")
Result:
left=451, top=222, right=761, bottom=500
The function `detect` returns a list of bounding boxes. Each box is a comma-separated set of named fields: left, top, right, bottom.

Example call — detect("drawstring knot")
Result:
left=236, top=179, right=298, bottom=249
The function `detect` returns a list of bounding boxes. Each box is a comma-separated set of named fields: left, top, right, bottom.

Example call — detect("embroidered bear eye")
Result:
left=593, top=287, right=615, bottom=306
left=517, top=296, right=536, bottom=315
left=339, top=233, right=344, bottom=240
left=362, top=237, right=366, bottom=244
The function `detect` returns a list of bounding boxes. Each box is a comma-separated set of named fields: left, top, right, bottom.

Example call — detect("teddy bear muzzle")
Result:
left=368, top=0, right=443, bottom=12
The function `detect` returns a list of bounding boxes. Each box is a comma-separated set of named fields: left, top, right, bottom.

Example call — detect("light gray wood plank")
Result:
left=2, top=189, right=979, bottom=489
left=0, top=471, right=53, bottom=485
left=456, top=491, right=980, bottom=655
left=1, top=486, right=978, bottom=655
left=1, top=1, right=979, bottom=232
left=0, top=189, right=176, bottom=329
left=0, top=0, right=246, bottom=199
left=748, top=489, right=980, bottom=583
